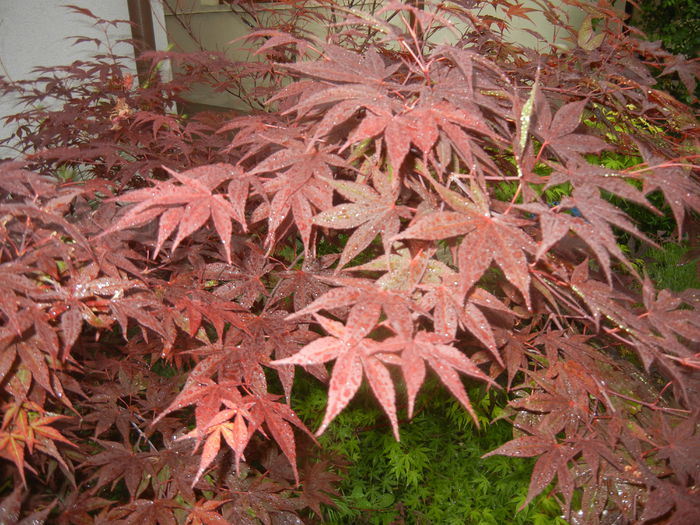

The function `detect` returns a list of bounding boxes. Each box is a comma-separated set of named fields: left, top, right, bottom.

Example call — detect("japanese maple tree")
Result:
left=1, top=1, right=700, bottom=523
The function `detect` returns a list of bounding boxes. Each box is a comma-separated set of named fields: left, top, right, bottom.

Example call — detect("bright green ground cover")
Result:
left=293, top=379, right=568, bottom=525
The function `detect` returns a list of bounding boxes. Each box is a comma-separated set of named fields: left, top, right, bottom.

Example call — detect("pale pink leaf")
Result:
left=317, top=349, right=363, bottom=436
left=363, top=354, right=399, bottom=440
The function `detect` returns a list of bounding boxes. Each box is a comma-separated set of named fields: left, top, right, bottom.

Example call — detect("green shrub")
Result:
left=631, top=0, right=700, bottom=102
left=294, top=378, right=569, bottom=525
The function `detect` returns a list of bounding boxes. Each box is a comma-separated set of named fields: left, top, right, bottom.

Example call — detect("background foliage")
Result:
left=630, top=0, right=700, bottom=103
left=631, top=0, right=699, bottom=58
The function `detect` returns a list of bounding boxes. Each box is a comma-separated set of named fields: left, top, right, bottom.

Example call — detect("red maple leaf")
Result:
left=484, top=435, right=577, bottom=510
left=299, top=460, right=341, bottom=516
left=379, top=330, right=498, bottom=421
left=395, top=210, right=535, bottom=309
left=655, top=414, right=700, bottom=485
left=312, top=170, right=412, bottom=268
left=348, top=245, right=446, bottom=293
left=504, top=2, right=538, bottom=23
left=250, top=139, right=347, bottom=254
left=104, top=498, right=179, bottom=524
left=533, top=93, right=608, bottom=159
left=418, top=273, right=512, bottom=365
left=272, top=306, right=401, bottom=439
left=100, top=164, right=245, bottom=263
left=82, top=440, right=157, bottom=500
left=184, top=498, right=230, bottom=525
left=288, top=276, right=416, bottom=338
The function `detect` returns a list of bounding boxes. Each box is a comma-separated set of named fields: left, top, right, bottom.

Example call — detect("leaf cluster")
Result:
left=1, top=1, right=700, bottom=523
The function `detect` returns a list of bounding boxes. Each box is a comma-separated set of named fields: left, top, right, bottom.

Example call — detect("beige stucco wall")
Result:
left=163, top=0, right=608, bottom=112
